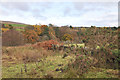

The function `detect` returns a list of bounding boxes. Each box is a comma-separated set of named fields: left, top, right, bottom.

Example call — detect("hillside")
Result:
left=0, top=20, right=29, bottom=25
left=1, top=20, right=30, bottom=31
left=1, top=21, right=119, bottom=78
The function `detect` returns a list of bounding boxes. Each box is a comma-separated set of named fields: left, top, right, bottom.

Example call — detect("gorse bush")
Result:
left=2, top=29, right=24, bottom=46
left=62, top=33, right=73, bottom=41
left=33, top=25, right=42, bottom=36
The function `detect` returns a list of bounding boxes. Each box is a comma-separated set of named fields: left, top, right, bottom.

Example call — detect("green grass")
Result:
left=2, top=46, right=119, bottom=78
left=83, top=67, right=119, bottom=78
left=4, top=24, right=28, bottom=27
left=16, top=29, right=25, bottom=31
left=2, top=54, right=76, bottom=78
left=3, top=53, right=119, bottom=78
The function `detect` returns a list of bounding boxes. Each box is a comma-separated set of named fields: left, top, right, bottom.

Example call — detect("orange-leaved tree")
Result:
left=23, top=30, right=39, bottom=44
left=41, top=25, right=48, bottom=28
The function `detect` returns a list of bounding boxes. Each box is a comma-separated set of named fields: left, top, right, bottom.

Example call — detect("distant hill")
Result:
left=0, top=20, right=29, bottom=25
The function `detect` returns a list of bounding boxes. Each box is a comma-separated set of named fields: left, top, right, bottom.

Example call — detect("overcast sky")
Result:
left=0, top=2, right=118, bottom=27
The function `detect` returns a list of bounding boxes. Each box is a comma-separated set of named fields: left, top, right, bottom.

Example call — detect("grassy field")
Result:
left=2, top=54, right=75, bottom=78
left=16, top=29, right=25, bottom=31
left=4, top=24, right=28, bottom=27
left=2, top=45, right=119, bottom=78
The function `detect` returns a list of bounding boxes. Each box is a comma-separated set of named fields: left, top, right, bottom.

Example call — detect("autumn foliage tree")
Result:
left=23, top=30, right=39, bottom=44
left=41, top=25, right=48, bottom=28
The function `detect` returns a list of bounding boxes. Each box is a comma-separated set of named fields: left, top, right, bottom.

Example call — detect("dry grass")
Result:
left=2, top=45, right=54, bottom=65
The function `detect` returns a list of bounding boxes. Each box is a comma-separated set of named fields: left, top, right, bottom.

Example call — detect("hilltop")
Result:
left=0, top=20, right=29, bottom=25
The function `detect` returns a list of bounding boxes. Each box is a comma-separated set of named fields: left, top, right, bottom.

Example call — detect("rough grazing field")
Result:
left=2, top=45, right=119, bottom=78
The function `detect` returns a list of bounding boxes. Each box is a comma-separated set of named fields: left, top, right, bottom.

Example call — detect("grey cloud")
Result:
left=30, top=2, right=54, bottom=10
left=73, top=2, right=117, bottom=12
left=63, top=3, right=84, bottom=17
left=86, top=13, right=117, bottom=26
left=63, top=7, right=71, bottom=16
left=0, top=2, right=31, bottom=17
left=73, top=2, right=84, bottom=11
left=32, top=12, right=47, bottom=20
left=70, top=2, right=118, bottom=20
left=0, top=2, right=53, bottom=20
left=0, top=2, right=30, bottom=11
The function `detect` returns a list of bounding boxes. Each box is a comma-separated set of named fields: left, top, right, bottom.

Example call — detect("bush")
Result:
left=33, top=25, right=42, bottom=36
left=25, top=25, right=34, bottom=30
left=66, top=54, right=95, bottom=76
left=62, top=34, right=73, bottom=41
left=23, top=30, right=39, bottom=44
left=2, top=29, right=24, bottom=46
left=2, top=24, right=5, bottom=28
left=40, top=26, right=51, bottom=40
left=112, top=49, right=120, bottom=64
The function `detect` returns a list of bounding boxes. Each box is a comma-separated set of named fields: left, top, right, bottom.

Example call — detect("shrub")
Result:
left=69, top=25, right=73, bottom=29
left=1, top=28, right=9, bottom=32
left=2, top=29, right=24, bottom=46
left=33, top=25, right=42, bottom=36
left=53, top=27, right=60, bottom=39
left=112, top=49, right=120, bottom=64
left=8, top=24, right=13, bottom=29
left=66, top=54, right=95, bottom=76
left=5, top=24, right=13, bottom=29
left=25, top=25, right=34, bottom=30
left=2, top=24, right=5, bottom=28
left=40, top=26, right=51, bottom=40
left=62, top=34, right=73, bottom=41
left=23, top=30, right=39, bottom=44
left=48, top=27, right=57, bottom=40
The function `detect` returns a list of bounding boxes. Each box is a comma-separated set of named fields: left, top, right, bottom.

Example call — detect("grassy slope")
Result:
left=4, top=24, right=28, bottom=27
left=3, top=23, right=27, bottom=31
left=16, top=28, right=25, bottom=31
